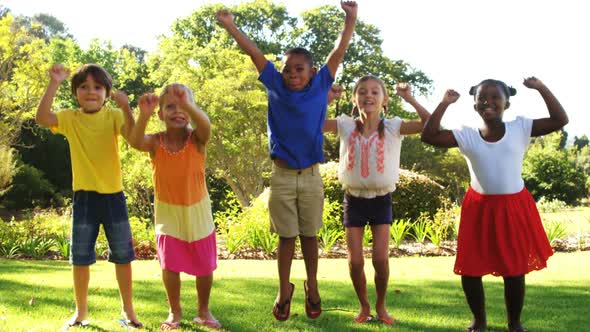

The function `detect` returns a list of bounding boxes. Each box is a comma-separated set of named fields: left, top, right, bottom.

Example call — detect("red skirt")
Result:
left=454, top=187, right=553, bottom=277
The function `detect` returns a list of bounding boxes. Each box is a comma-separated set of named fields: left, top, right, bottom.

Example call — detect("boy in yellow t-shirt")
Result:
left=36, top=63, right=142, bottom=329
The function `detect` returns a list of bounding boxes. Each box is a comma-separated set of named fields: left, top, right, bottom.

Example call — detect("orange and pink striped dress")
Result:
left=152, top=132, right=217, bottom=276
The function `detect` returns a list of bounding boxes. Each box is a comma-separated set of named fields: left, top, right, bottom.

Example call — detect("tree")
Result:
left=0, top=14, right=49, bottom=147
left=150, top=0, right=433, bottom=206
left=574, top=135, right=589, bottom=150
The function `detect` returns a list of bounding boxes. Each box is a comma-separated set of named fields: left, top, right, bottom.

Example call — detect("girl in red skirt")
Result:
left=421, top=77, right=568, bottom=332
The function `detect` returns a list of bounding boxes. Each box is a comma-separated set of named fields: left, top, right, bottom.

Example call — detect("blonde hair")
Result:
left=158, top=83, right=195, bottom=110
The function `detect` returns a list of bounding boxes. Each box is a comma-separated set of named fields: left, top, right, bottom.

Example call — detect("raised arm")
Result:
left=112, top=90, right=135, bottom=141
left=421, top=89, right=460, bottom=148
left=396, top=83, right=431, bottom=135
left=128, top=93, right=158, bottom=153
left=216, top=9, right=268, bottom=73
left=325, top=1, right=358, bottom=78
left=323, top=85, right=344, bottom=134
left=170, top=85, right=211, bottom=146
left=524, top=77, right=569, bottom=137
left=36, top=64, right=69, bottom=128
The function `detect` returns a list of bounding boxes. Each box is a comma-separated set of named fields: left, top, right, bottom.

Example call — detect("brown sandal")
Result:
left=272, top=282, right=295, bottom=321
left=304, top=280, right=322, bottom=319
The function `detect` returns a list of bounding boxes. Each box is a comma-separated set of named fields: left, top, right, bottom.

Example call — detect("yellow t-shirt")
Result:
left=50, top=107, right=124, bottom=193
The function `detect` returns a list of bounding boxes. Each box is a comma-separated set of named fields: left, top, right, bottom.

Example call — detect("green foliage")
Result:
left=318, top=199, right=344, bottom=253
left=236, top=188, right=278, bottom=254
left=0, top=14, right=50, bottom=147
left=544, top=219, right=569, bottom=245
left=0, top=144, right=16, bottom=196
left=120, top=143, right=154, bottom=220
left=2, top=162, right=55, bottom=209
left=426, top=204, right=460, bottom=247
left=362, top=228, right=373, bottom=246
left=215, top=194, right=245, bottom=254
left=536, top=197, right=569, bottom=213
left=524, top=132, right=587, bottom=205
left=392, top=170, right=447, bottom=220
left=390, top=218, right=411, bottom=248
left=410, top=213, right=430, bottom=244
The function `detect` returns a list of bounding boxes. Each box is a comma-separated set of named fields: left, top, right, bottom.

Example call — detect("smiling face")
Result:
left=281, top=53, right=316, bottom=91
left=158, top=93, right=190, bottom=129
left=474, top=83, right=510, bottom=121
left=353, top=77, right=388, bottom=116
left=75, top=75, right=107, bottom=113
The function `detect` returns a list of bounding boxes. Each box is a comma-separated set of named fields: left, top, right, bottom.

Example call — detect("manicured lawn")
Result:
left=1, top=252, right=589, bottom=331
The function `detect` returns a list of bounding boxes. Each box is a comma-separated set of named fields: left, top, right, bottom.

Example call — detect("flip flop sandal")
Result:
left=354, top=314, right=374, bottom=323
left=194, top=317, right=221, bottom=329
left=272, top=282, right=295, bottom=321
left=118, top=318, right=144, bottom=329
left=304, top=281, right=322, bottom=319
left=376, top=315, right=396, bottom=326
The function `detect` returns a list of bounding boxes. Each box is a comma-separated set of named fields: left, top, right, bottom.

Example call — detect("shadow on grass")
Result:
left=1, top=261, right=589, bottom=331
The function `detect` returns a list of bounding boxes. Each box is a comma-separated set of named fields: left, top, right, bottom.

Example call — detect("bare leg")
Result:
left=504, top=275, right=526, bottom=331
left=371, top=224, right=392, bottom=320
left=300, top=235, right=320, bottom=303
left=346, top=227, right=371, bottom=317
left=196, top=274, right=217, bottom=321
left=461, top=276, right=487, bottom=331
left=276, top=237, right=296, bottom=310
left=65, top=265, right=90, bottom=326
left=115, top=263, right=141, bottom=326
left=161, top=269, right=182, bottom=326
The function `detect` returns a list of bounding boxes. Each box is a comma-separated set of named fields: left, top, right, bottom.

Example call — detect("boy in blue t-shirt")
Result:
left=216, top=1, right=358, bottom=321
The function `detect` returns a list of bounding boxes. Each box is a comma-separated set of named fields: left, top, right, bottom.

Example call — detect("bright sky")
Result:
left=4, top=0, right=588, bottom=139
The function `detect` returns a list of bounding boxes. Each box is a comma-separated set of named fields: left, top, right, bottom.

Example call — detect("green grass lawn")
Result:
left=542, top=206, right=590, bottom=232
left=1, top=252, right=589, bottom=331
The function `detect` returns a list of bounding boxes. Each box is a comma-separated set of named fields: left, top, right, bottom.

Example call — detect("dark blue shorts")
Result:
left=343, top=192, right=393, bottom=228
left=70, top=191, right=135, bottom=265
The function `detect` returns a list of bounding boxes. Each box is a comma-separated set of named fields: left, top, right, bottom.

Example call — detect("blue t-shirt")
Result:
left=258, top=61, right=334, bottom=168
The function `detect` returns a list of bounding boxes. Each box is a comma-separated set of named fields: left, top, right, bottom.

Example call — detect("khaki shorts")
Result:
left=268, top=163, right=324, bottom=238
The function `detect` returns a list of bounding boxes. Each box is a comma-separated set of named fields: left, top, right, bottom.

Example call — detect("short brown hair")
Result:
left=70, top=64, right=113, bottom=97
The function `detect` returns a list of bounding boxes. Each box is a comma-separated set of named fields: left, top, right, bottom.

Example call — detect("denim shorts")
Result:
left=70, top=191, right=135, bottom=265
left=343, top=192, right=393, bottom=228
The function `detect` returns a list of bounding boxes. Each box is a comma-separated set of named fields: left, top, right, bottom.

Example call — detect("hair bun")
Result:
left=468, top=86, right=477, bottom=96
left=508, top=87, right=517, bottom=96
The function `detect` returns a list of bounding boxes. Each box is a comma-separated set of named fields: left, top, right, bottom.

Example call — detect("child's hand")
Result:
left=48, top=64, right=69, bottom=83
left=395, top=83, right=414, bottom=102
left=442, top=89, right=460, bottom=105
left=328, top=85, right=344, bottom=104
left=341, top=1, right=358, bottom=18
left=111, top=90, right=129, bottom=109
left=523, top=76, right=545, bottom=90
left=170, top=85, right=192, bottom=109
left=216, top=9, right=235, bottom=26
left=138, top=93, right=158, bottom=117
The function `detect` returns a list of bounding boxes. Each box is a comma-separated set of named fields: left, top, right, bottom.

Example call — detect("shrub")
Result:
left=523, top=135, right=587, bottom=206
left=536, top=197, right=569, bottom=213
left=2, top=163, right=55, bottom=209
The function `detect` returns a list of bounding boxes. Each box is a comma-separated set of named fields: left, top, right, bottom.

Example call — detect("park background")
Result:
left=1, top=1, right=589, bottom=331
